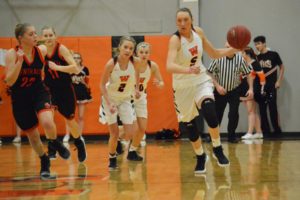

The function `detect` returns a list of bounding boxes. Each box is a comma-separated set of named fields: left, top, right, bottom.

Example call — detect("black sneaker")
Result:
left=213, top=146, right=230, bottom=167
left=48, top=144, right=57, bottom=160
left=40, top=154, right=56, bottom=180
left=48, top=140, right=70, bottom=160
left=74, top=138, right=87, bottom=162
left=109, top=157, right=117, bottom=170
left=127, top=151, right=143, bottom=161
left=116, top=140, right=124, bottom=155
left=228, top=136, right=239, bottom=143
left=195, top=153, right=209, bottom=174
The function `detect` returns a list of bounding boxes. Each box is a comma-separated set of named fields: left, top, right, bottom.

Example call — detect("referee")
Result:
left=207, top=42, right=253, bottom=143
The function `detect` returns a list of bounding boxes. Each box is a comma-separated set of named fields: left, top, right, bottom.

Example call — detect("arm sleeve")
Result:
left=241, top=59, right=251, bottom=75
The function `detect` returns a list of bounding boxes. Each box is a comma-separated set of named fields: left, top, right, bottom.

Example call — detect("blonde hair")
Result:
left=41, top=25, right=56, bottom=35
left=119, top=36, right=136, bottom=46
left=113, top=36, right=137, bottom=57
left=136, top=42, right=151, bottom=53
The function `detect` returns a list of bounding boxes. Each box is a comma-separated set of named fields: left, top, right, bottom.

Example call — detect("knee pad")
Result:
left=201, top=98, right=218, bottom=128
left=179, top=120, right=199, bottom=142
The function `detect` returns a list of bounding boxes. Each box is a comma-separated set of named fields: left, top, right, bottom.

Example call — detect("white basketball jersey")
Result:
left=106, top=57, right=136, bottom=98
left=173, top=30, right=211, bottom=89
left=137, top=60, right=152, bottom=98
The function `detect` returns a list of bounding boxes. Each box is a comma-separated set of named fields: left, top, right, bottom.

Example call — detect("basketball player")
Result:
left=99, top=36, right=142, bottom=170
left=5, top=23, right=57, bottom=179
left=126, top=42, right=164, bottom=161
left=240, top=47, right=265, bottom=140
left=166, top=8, right=240, bottom=174
left=64, top=53, right=93, bottom=143
left=253, top=36, right=284, bottom=137
left=41, top=26, right=87, bottom=162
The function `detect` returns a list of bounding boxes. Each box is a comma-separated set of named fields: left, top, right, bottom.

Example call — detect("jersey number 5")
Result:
left=190, top=56, right=198, bottom=67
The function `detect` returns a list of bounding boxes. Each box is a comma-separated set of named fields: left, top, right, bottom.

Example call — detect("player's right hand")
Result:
left=109, top=103, right=117, bottom=114
left=189, top=65, right=200, bottom=74
left=16, top=49, right=24, bottom=62
left=216, top=85, right=227, bottom=95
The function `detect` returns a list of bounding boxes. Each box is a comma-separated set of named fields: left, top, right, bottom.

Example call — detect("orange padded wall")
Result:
left=0, top=36, right=178, bottom=137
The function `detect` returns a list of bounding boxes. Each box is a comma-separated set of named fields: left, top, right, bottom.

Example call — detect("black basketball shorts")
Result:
left=48, top=84, right=76, bottom=120
left=12, top=85, right=52, bottom=132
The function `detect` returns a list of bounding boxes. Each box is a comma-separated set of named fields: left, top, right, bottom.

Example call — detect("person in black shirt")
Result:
left=253, top=36, right=285, bottom=136
left=41, top=26, right=87, bottom=162
left=5, top=23, right=57, bottom=180
left=207, top=42, right=253, bottom=143
left=64, top=52, right=93, bottom=142
left=240, top=47, right=265, bottom=140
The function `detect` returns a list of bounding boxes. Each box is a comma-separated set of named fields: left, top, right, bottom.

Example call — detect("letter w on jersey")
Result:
left=120, top=75, right=130, bottom=82
left=139, top=77, right=145, bottom=83
left=188, top=46, right=198, bottom=56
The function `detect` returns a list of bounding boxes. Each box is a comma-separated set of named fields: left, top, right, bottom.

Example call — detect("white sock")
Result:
left=194, top=146, right=204, bottom=156
left=129, top=145, right=138, bottom=152
left=212, top=137, right=221, bottom=147
left=109, top=153, right=116, bottom=158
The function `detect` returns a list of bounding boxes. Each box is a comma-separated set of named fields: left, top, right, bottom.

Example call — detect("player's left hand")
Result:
left=135, top=89, right=141, bottom=99
left=246, top=89, right=254, bottom=99
left=48, top=61, right=58, bottom=70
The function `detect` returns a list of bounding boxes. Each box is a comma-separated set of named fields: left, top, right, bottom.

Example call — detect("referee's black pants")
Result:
left=258, top=85, right=282, bottom=135
left=214, top=87, right=240, bottom=139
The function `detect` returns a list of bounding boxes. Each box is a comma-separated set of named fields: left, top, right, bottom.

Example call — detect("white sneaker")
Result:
left=242, top=140, right=254, bottom=145
left=252, top=133, right=263, bottom=139
left=0, top=138, right=2, bottom=144
left=253, top=139, right=263, bottom=144
left=63, top=134, right=70, bottom=143
left=241, top=133, right=254, bottom=140
left=12, top=136, right=21, bottom=143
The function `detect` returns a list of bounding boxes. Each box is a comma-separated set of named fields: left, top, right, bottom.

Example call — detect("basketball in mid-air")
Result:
left=227, top=25, right=251, bottom=49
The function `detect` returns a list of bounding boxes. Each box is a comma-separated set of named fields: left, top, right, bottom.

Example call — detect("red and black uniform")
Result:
left=10, top=46, right=51, bottom=131
left=44, top=42, right=76, bottom=119
left=257, top=51, right=283, bottom=135
left=71, top=66, right=92, bottom=104
left=240, top=60, right=266, bottom=102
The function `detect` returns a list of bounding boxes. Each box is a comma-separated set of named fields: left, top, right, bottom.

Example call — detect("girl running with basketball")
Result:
left=166, top=8, right=240, bottom=174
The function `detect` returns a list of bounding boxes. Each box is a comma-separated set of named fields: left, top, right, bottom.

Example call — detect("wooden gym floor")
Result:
left=0, top=139, right=299, bottom=199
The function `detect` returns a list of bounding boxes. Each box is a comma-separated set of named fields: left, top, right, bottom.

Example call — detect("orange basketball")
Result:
left=227, top=25, right=251, bottom=49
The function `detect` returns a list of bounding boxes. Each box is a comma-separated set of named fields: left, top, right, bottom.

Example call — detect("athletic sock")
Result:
left=194, top=145, right=204, bottom=156
left=212, top=137, right=221, bottom=147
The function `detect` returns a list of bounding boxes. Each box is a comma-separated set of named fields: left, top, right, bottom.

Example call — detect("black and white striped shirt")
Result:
left=207, top=53, right=250, bottom=92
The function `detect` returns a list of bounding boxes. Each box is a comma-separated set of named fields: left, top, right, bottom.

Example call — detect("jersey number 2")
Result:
left=118, top=83, right=126, bottom=92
